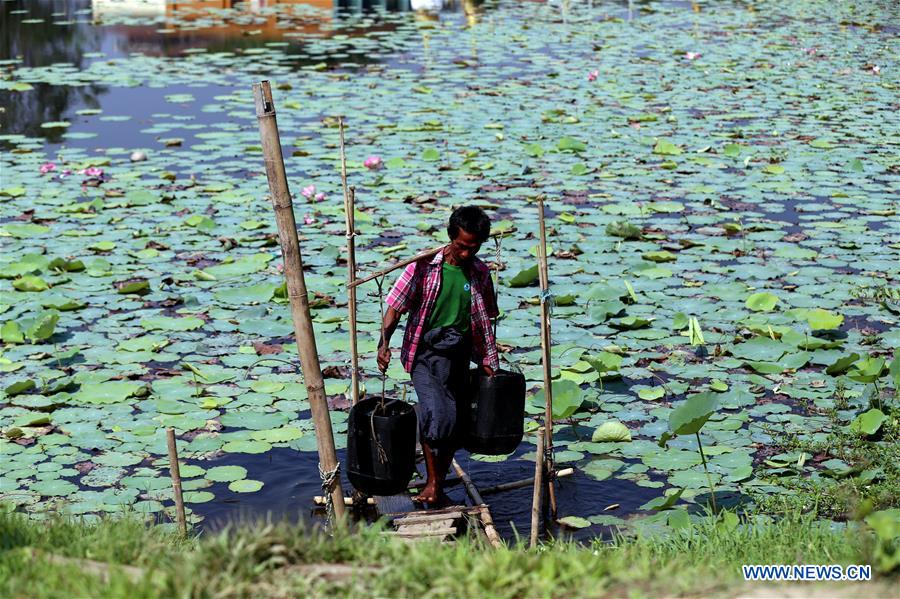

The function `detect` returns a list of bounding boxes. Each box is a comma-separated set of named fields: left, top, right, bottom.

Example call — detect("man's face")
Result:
left=448, top=228, right=482, bottom=265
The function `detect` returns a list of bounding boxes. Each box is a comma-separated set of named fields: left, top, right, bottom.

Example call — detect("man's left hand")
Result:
left=482, top=365, right=495, bottom=377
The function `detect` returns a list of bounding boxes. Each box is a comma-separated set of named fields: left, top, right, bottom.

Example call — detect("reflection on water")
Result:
left=1, top=0, right=487, bottom=140
left=91, top=0, right=477, bottom=20
left=0, top=0, right=106, bottom=142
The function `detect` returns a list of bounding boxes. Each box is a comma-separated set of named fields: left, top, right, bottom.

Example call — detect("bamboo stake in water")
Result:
left=536, top=198, right=558, bottom=518
left=339, top=118, right=360, bottom=406
left=253, top=80, right=345, bottom=520
left=166, top=428, right=187, bottom=535
left=530, top=426, right=545, bottom=548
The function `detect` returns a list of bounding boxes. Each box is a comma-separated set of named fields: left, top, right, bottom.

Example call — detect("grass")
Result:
left=753, top=385, right=899, bottom=520
left=0, top=509, right=892, bottom=598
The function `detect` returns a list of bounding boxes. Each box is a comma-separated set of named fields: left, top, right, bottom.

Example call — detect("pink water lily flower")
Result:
left=40, top=162, right=56, bottom=174
left=364, top=155, right=383, bottom=170
left=300, top=184, right=316, bottom=199
left=314, top=192, right=325, bottom=202
left=304, top=214, right=316, bottom=225
left=586, top=70, right=599, bottom=82
left=685, top=52, right=701, bottom=61
left=80, top=167, right=104, bottom=178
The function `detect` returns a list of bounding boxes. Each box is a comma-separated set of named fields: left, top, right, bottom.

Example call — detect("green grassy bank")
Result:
left=0, top=510, right=895, bottom=598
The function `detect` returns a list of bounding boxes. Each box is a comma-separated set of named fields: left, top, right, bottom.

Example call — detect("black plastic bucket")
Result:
left=346, top=396, right=417, bottom=496
left=463, top=369, right=526, bottom=455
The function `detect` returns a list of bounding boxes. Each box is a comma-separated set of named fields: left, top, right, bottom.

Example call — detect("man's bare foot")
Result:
left=413, top=484, right=439, bottom=504
left=414, top=487, right=451, bottom=507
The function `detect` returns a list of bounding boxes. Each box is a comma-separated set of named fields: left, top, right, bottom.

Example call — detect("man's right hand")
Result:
left=377, top=344, right=391, bottom=373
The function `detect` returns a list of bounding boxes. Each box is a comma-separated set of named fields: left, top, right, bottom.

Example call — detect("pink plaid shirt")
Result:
left=386, top=248, right=499, bottom=373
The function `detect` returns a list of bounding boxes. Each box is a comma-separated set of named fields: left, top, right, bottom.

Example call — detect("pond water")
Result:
left=1, top=0, right=897, bottom=541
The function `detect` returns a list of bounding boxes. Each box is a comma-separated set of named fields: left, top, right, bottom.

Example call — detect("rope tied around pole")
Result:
left=539, top=288, right=555, bottom=316
left=318, top=462, right=341, bottom=525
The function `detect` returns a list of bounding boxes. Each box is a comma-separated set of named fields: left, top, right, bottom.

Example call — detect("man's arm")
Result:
left=378, top=261, right=421, bottom=372
left=481, top=268, right=499, bottom=376
left=377, top=306, right=402, bottom=372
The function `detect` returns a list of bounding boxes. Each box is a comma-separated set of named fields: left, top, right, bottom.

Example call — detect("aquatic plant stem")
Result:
left=536, top=197, right=557, bottom=519
left=253, top=80, right=345, bottom=522
left=695, top=432, right=717, bottom=513
left=338, top=118, right=360, bottom=406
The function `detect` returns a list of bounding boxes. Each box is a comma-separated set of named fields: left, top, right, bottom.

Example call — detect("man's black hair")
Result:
left=447, top=205, right=491, bottom=243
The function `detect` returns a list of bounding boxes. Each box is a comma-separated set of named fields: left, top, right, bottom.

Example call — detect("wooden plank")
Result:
left=385, top=526, right=457, bottom=538
left=393, top=510, right=464, bottom=526
left=397, top=534, right=454, bottom=543
left=396, top=521, right=457, bottom=535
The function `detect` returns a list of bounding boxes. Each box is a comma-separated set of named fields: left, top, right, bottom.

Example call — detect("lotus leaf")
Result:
left=228, top=479, right=264, bottom=493
left=591, top=421, right=631, bottom=443
left=849, top=409, right=887, bottom=437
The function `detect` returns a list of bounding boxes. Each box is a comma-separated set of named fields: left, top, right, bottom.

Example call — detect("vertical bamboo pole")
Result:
left=536, top=198, right=558, bottom=518
left=529, top=426, right=545, bottom=548
left=166, top=428, right=187, bottom=535
left=253, top=81, right=345, bottom=520
left=339, top=118, right=360, bottom=406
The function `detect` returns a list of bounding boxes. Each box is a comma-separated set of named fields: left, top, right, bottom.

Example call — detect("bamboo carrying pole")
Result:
left=165, top=428, right=187, bottom=535
left=339, top=119, right=360, bottom=406
left=349, top=230, right=512, bottom=292
left=529, top=426, right=545, bottom=548
left=536, top=198, right=558, bottom=518
left=451, top=459, right=503, bottom=548
left=349, top=245, right=444, bottom=289
left=253, top=81, right=345, bottom=520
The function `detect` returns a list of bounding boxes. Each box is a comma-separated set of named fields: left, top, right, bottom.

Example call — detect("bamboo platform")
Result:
left=382, top=504, right=475, bottom=543
left=315, top=459, right=504, bottom=545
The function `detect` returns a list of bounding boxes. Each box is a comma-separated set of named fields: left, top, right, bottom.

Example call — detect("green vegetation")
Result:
left=0, top=510, right=894, bottom=598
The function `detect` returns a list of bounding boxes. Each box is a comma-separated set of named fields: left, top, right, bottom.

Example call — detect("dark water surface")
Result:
left=193, top=445, right=654, bottom=542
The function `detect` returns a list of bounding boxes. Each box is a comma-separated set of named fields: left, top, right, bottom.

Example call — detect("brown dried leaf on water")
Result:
left=253, top=342, right=283, bottom=355
left=74, top=461, right=96, bottom=475
left=322, top=365, right=349, bottom=379
left=327, top=395, right=351, bottom=410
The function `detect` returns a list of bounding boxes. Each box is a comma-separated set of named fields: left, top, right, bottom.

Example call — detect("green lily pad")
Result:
left=746, top=292, right=779, bottom=312
left=591, top=421, right=632, bottom=443
left=849, top=409, right=886, bottom=436
left=206, top=465, right=248, bottom=482
left=221, top=440, right=271, bottom=454
left=228, top=479, right=264, bottom=493
left=558, top=515, right=591, bottom=529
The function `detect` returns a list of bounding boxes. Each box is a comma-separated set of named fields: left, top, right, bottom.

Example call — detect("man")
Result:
left=377, top=205, right=500, bottom=504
